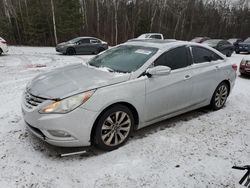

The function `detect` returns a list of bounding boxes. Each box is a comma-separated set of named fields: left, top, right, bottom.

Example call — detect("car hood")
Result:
left=27, top=63, right=131, bottom=99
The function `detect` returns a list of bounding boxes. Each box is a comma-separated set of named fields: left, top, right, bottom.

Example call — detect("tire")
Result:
left=235, top=50, right=240, bottom=54
left=0, top=48, right=2, bottom=56
left=210, top=82, right=229, bottom=110
left=92, top=105, right=134, bottom=151
left=226, top=51, right=232, bottom=57
left=94, top=47, right=105, bottom=55
left=66, top=48, right=75, bottom=55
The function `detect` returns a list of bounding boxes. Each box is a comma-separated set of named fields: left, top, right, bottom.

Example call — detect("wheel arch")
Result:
left=66, top=47, right=76, bottom=54
left=211, top=79, right=231, bottom=103
left=90, top=101, right=139, bottom=143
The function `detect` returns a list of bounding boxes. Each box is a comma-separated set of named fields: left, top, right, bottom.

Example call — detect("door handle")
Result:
left=184, top=75, right=192, bottom=80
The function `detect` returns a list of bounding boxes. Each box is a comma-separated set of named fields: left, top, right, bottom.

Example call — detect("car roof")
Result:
left=77, top=37, right=99, bottom=40
left=124, top=39, right=202, bottom=50
left=140, top=33, right=163, bottom=35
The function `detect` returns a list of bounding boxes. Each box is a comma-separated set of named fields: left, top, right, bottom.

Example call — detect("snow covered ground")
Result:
left=0, top=46, right=249, bottom=188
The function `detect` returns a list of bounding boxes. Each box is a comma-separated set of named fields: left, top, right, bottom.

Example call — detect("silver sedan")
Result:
left=22, top=40, right=237, bottom=151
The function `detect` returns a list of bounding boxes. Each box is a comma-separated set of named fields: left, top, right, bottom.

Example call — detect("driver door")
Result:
left=76, top=38, right=90, bottom=54
left=145, top=46, right=193, bottom=122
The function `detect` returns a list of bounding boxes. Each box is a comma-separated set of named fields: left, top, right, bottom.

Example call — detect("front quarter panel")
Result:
left=82, top=76, right=147, bottom=128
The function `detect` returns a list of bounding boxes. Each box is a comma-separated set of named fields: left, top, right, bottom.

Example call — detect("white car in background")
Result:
left=137, top=33, right=164, bottom=40
left=0, top=37, right=8, bottom=55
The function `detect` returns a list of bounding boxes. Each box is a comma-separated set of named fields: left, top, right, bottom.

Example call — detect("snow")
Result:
left=0, top=46, right=249, bottom=187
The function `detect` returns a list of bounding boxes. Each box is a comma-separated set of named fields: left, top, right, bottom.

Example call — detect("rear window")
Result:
left=192, top=46, right=223, bottom=64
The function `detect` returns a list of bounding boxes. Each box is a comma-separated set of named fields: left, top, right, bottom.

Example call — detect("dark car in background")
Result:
left=202, top=39, right=234, bottom=57
left=228, top=38, right=243, bottom=46
left=191, top=37, right=210, bottom=43
left=56, top=37, right=108, bottom=55
left=235, top=37, right=250, bottom=54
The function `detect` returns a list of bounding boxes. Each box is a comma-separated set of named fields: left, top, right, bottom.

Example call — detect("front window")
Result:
left=154, top=46, right=190, bottom=70
left=68, top=38, right=81, bottom=43
left=244, top=37, right=250, bottom=43
left=150, top=35, right=162, bottom=39
left=88, top=45, right=158, bottom=73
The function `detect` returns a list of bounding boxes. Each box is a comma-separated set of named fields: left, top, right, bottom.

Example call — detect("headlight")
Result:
left=40, top=90, right=95, bottom=114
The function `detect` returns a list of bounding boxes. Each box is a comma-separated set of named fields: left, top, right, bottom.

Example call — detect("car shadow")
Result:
left=28, top=106, right=213, bottom=160
left=239, top=74, right=250, bottom=79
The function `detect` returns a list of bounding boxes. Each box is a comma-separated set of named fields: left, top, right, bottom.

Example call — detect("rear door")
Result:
left=190, top=46, right=225, bottom=104
left=145, top=46, right=193, bottom=122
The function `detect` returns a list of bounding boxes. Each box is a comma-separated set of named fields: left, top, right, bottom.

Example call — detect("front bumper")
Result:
left=237, top=46, right=250, bottom=53
left=55, top=47, right=66, bottom=54
left=240, top=65, right=250, bottom=75
left=22, top=94, right=98, bottom=147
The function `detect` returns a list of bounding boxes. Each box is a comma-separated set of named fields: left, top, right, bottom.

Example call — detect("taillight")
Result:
left=232, top=64, right=238, bottom=71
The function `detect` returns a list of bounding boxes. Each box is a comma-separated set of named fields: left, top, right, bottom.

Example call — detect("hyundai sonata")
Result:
left=22, top=40, right=237, bottom=151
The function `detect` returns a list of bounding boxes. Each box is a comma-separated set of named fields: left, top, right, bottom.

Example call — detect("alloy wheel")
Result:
left=101, top=111, right=131, bottom=146
left=214, top=84, right=228, bottom=108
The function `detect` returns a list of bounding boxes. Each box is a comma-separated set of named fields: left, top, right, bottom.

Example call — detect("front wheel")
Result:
left=92, top=105, right=134, bottom=151
left=66, top=48, right=75, bottom=55
left=211, top=82, right=229, bottom=110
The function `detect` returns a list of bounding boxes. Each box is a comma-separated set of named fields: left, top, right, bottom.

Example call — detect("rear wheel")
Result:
left=0, top=48, right=2, bottom=55
left=95, top=47, right=105, bottom=55
left=66, top=48, right=76, bottom=55
left=92, top=105, right=134, bottom=151
left=211, top=82, right=229, bottom=110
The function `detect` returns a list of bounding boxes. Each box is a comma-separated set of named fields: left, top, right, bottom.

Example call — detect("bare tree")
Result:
left=50, top=0, right=57, bottom=44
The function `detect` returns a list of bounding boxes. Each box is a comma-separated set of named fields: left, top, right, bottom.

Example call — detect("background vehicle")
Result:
left=0, top=37, right=8, bottom=55
left=22, top=40, right=237, bottom=151
left=228, top=38, right=243, bottom=46
left=137, top=33, right=164, bottom=40
left=235, top=37, right=250, bottom=54
left=56, top=37, right=108, bottom=55
left=202, top=39, right=235, bottom=57
left=240, top=57, right=250, bottom=76
left=191, top=37, right=210, bottom=43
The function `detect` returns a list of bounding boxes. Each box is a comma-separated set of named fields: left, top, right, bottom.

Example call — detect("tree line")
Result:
left=0, top=0, right=250, bottom=46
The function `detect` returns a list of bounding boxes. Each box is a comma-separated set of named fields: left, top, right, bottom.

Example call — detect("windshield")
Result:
left=88, top=45, right=158, bottom=73
left=244, top=37, right=250, bottom=43
left=203, top=40, right=220, bottom=46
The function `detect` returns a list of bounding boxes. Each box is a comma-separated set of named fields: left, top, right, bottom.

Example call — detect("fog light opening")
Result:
left=48, top=130, right=72, bottom=138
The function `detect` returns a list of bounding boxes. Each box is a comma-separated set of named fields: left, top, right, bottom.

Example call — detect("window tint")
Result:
left=192, top=46, right=223, bottom=64
left=150, top=35, right=162, bottom=39
left=154, top=46, right=189, bottom=70
left=90, top=39, right=100, bottom=44
left=79, top=39, right=90, bottom=44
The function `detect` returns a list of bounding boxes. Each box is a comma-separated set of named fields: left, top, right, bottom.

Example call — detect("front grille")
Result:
left=24, top=91, right=46, bottom=109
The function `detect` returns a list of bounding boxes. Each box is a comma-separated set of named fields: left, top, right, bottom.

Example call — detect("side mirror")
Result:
left=146, top=66, right=171, bottom=77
